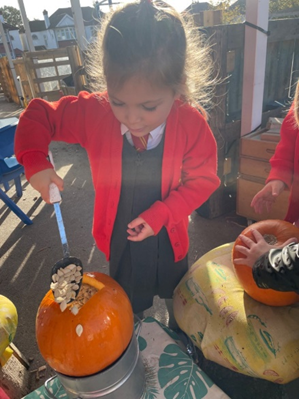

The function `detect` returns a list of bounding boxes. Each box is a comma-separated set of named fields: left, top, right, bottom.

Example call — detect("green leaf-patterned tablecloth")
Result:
left=23, top=317, right=229, bottom=399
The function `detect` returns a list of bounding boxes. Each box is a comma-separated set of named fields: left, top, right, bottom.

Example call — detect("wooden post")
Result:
left=22, top=52, right=37, bottom=99
left=241, top=0, right=270, bottom=136
left=70, top=0, right=87, bottom=52
left=66, top=46, right=86, bottom=93
left=17, top=0, right=35, bottom=52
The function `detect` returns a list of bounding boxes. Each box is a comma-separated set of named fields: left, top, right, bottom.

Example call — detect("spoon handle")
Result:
left=48, top=151, right=70, bottom=259
left=53, top=201, right=70, bottom=258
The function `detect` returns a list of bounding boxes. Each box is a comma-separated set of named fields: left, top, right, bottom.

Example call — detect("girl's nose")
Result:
left=125, top=108, right=142, bottom=124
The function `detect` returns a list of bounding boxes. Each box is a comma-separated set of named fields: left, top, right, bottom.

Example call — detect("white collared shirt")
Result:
left=120, top=122, right=166, bottom=150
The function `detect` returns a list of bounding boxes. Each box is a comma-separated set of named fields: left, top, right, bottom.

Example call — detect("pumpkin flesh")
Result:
left=232, top=220, right=299, bottom=306
left=36, top=272, right=134, bottom=376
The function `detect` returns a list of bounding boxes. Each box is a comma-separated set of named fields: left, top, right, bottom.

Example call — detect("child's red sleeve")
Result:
left=15, top=92, right=95, bottom=181
left=266, top=104, right=298, bottom=189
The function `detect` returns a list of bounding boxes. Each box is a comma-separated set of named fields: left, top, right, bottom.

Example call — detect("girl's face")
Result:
left=108, top=76, right=179, bottom=137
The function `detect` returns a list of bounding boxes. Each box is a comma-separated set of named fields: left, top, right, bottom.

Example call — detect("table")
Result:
left=23, top=317, right=229, bottom=399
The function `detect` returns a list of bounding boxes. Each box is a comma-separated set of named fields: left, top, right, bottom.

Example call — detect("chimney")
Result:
left=43, top=10, right=50, bottom=29
left=0, top=11, right=5, bottom=23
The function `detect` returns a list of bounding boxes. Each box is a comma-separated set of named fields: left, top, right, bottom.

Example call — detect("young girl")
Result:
left=15, top=0, right=220, bottom=319
left=251, top=80, right=299, bottom=225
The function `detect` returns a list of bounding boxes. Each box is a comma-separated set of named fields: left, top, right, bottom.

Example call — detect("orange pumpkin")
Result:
left=232, top=219, right=299, bottom=306
left=36, top=272, right=134, bottom=377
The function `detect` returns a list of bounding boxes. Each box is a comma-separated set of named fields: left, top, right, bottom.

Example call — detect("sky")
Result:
left=0, top=0, right=197, bottom=21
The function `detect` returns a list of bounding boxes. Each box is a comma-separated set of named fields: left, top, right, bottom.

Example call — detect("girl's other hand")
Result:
left=29, top=169, right=64, bottom=203
left=234, top=229, right=297, bottom=268
left=127, top=217, right=154, bottom=242
left=250, top=180, right=286, bottom=214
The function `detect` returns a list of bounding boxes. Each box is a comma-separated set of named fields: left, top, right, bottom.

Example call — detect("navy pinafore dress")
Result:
left=109, top=134, right=188, bottom=313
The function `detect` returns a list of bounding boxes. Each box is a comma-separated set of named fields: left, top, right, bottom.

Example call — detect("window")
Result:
left=32, top=34, right=38, bottom=40
left=56, top=28, right=76, bottom=41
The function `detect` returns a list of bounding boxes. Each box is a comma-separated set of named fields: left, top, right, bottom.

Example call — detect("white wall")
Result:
left=56, top=15, right=74, bottom=28
left=41, top=30, right=57, bottom=49
left=10, top=30, right=22, bottom=50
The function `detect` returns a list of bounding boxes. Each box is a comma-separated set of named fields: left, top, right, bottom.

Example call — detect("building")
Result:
left=0, top=5, right=103, bottom=56
left=20, top=6, right=103, bottom=51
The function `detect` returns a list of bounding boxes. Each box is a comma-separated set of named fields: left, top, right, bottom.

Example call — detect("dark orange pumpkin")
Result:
left=232, top=219, right=299, bottom=306
left=36, top=272, right=134, bottom=377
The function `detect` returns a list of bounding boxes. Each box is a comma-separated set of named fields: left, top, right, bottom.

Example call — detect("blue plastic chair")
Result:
left=0, top=117, right=32, bottom=225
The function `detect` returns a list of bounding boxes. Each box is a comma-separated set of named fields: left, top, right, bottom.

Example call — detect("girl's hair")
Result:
left=294, top=80, right=299, bottom=127
left=85, top=0, right=215, bottom=116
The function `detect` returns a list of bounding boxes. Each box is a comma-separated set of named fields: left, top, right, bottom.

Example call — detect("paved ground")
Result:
left=0, top=94, right=298, bottom=398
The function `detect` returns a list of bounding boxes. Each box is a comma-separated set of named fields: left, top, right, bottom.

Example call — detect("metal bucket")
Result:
left=44, top=321, right=145, bottom=399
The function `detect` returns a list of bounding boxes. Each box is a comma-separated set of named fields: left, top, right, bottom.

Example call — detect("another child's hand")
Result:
left=234, top=229, right=297, bottom=268
left=29, top=169, right=64, bottom=204
left=250, top=180, right=286, bottom=214
left=127, top=217, right=154, bottom=242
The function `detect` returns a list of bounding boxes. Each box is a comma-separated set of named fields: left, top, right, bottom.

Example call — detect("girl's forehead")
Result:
left=107, top=76, right=174, bottom=102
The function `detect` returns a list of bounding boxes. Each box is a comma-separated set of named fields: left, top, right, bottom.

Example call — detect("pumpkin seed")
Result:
left=51, top=264, right=83, bottom=304
left=60, top=300, right=67, bottom=312
left=50, top=282, right=58, bottom=290
left=55, top=296, right=65, bottom=303
left=67, top=264, right=76, bottom=271
left=71, top=305, right=79, bottom=315
left=76, top=324, right=83, bottom=337
left=70, top=291, right=76, bottom=299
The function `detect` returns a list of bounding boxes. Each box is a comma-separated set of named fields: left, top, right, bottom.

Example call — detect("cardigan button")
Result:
left=178, top=255, right=183, bottom=260
left=175, top=242, right=180, bottom=247
left=171, top=228, right=176, bottom=233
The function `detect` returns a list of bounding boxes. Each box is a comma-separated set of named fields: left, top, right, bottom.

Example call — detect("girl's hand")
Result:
left=29, top=169, right=64, bottom=204
left=251, top=180, right=286, bottom=214
left=127, top=217, right=154, bottom=242
left=234, top=229, right=297, bottom=268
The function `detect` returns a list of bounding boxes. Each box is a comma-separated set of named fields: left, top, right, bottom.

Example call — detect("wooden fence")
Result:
left=13, top=45, right=86, bottom=103
left=0, top=57, right=20, bottom=104
left=0, top=46, right=86, bottom=105
left=197, top=18, right=299, bottom=218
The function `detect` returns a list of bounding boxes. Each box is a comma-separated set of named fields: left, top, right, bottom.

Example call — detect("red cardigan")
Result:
left=266, top=104, right=299, bottom=223
left=15, top=92, right=220, bottom=262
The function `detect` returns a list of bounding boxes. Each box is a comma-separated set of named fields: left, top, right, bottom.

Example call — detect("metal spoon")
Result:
left=48, top=151, right=83, bottom=305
